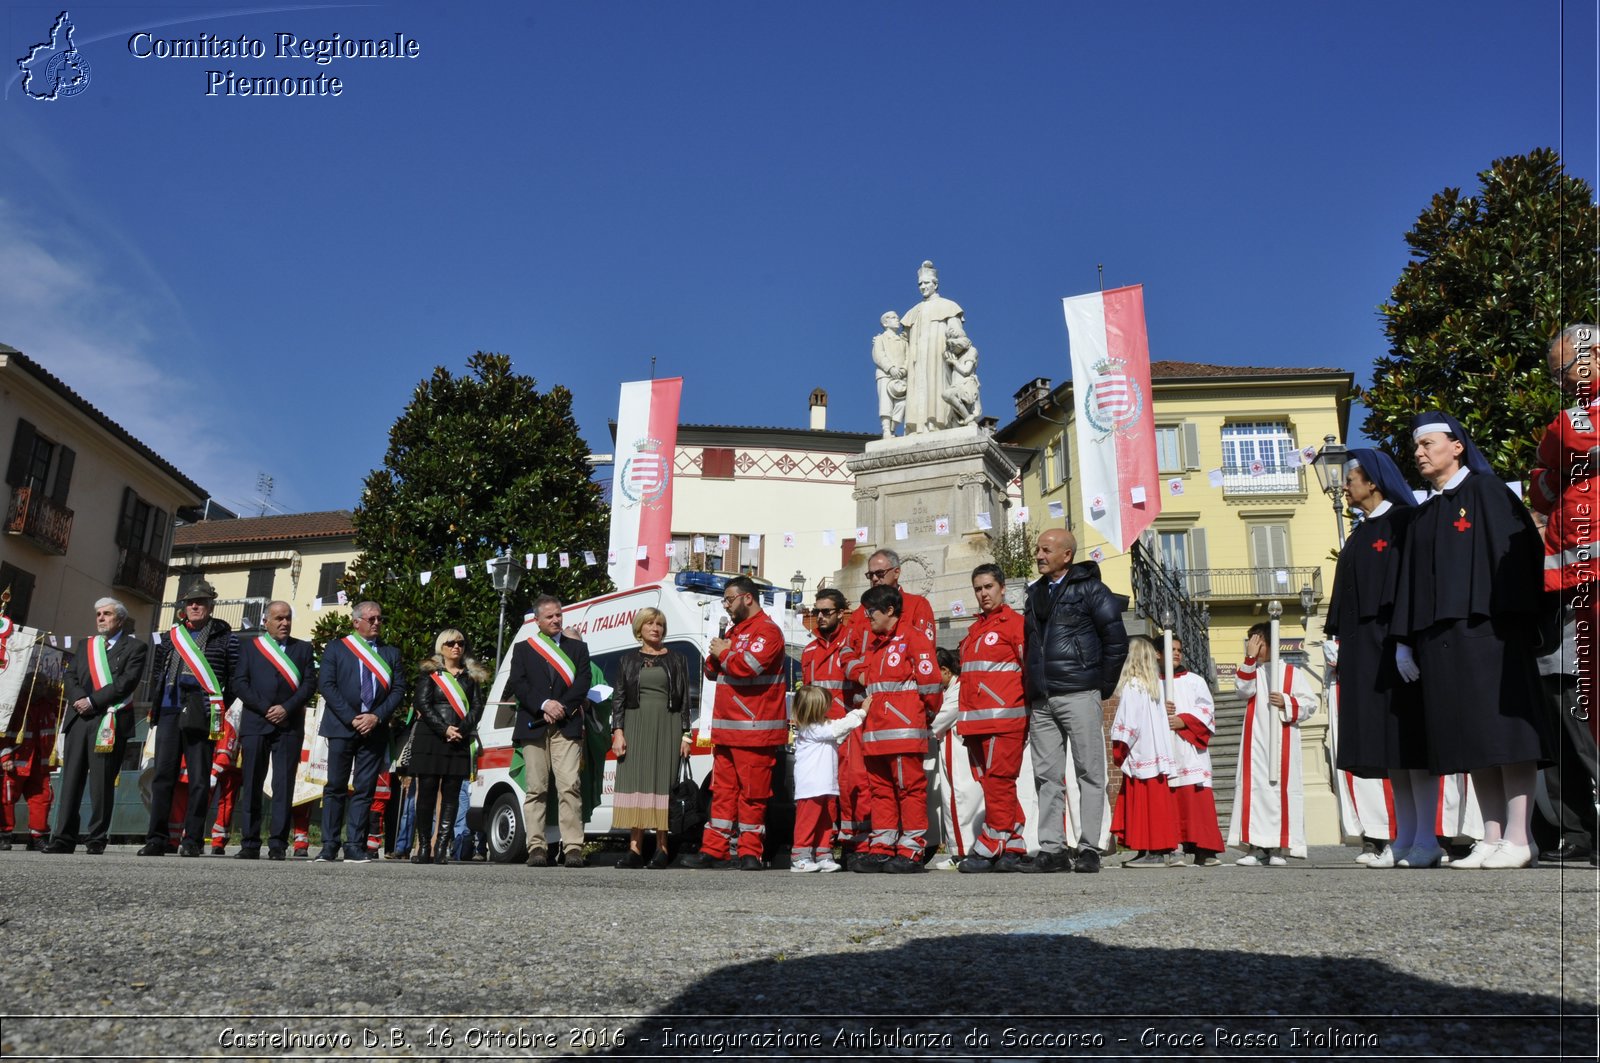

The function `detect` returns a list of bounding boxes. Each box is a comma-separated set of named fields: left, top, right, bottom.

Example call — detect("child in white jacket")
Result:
left=790, top=684, right=867, bottom=872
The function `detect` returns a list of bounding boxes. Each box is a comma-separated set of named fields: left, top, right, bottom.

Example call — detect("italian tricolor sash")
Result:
left=342, top=634, right=392, bottom=690
left=430, top=671, right=470, bottom=720
left=170, top=624, right=223, bottom=701
left=89, top=636, right=126, bottom=753
left=254, top=636, right=301, bottom=687
left=528, top=632, right=575, bottom=686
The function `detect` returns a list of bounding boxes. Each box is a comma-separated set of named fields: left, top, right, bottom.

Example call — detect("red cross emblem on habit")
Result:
left=1453, top=508, right=1472, bottom=533
left=1372, top=539, right=1389, bottom=552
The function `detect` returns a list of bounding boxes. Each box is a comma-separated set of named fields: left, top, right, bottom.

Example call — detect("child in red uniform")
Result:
left=1109, top=637, right=1183, bottom=868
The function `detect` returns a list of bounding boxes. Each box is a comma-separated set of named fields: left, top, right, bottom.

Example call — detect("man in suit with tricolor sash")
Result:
left=47, top=597, right=147, bottom=854
left=231, top=600, right=316, bottom=860
left=508, top=594, right=591, bottom=867
left=316, top=600, right=404, bottom=863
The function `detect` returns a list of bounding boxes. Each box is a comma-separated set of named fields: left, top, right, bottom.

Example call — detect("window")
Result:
left=1156, top=527, right=1211, bottom=597
left=241, top=567, right=274, bottom=628
left=1221, top=422, right=1298, bottom=493
left=1156, top=423, right=1203, bottom=475
left=1247, top=522, right=1292, bottom=595
left=5, top=419, right=75, bottom=504
left=0, top=562, right=36, bottom=625
left=316, top=562, right=346, bottom=600
left=115, top=488, right=168, bottom=558
left=1052, top=439, right=1068, bottom=489
left=701, top=448, right=735, bottom=479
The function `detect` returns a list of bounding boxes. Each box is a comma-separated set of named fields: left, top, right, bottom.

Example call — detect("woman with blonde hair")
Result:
left=410, top=628, right=488, bottom=863
left=611, top=607, right=692, bottom=868
left=1109, top=636, right=1183, bottom=868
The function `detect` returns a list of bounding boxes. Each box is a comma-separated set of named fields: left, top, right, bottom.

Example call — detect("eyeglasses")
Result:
left=441, top=639, right=464, bottom=648
left=722, top=593, right=748, bottom=605
left=358, top=615, right=383, bottom=624
left=812, top=608, right=840, bottom=617
left=866, top=568, right=895, bottom=581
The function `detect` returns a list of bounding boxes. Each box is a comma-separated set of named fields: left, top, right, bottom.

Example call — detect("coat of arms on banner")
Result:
left=619, top=437, right=670, bottom=508
left=1083, top=356, right=1145, bottom=439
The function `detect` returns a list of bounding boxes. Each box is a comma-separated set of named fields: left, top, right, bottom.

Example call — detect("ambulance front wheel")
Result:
left=487, top=791, right=527, bottom=863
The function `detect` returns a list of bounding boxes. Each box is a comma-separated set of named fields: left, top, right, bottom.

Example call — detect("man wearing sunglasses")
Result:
left=845, top=549, right=935, bottom=656
left=801, top=588, right=869, bottom=854
left=679, top=576, right=787, bottom=870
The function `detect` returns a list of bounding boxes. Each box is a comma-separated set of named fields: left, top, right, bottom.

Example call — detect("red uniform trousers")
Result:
left=292, top=804, right=311, bottom=855
left=210, top=770, right=240, bottom=848
left=836, top=730, right=871, bottom=846
left=1, top=769, right=53, bottom=843
left=963, top=731, right=1028, bottom=858
left=368, top=770, right=392, bottom=853
left=865, top=752, right=928, bottom=859
left=701, top=745, right=776, bottom=860
left=792, top=796, right=835, bottom=863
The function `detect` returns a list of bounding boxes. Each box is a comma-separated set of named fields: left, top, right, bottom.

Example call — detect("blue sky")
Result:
left=2, top=1, right=1594, bottom=515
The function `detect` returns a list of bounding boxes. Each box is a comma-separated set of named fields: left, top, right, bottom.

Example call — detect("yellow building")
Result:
left=995, top=360, right=1354, bottom=843
left=161, top=511, right=358, bottom=632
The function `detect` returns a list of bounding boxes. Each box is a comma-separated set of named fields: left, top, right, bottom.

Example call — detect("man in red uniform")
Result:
left=1530, top=322, right=1600, bottom=865
left=1, top=651, right=57, bottom=851
left=845, top=549, right=936, bottom=654
left=844, top=584, right=944, bottom=873
left=678, top=576, right=787, bottom=871
left=800, top=587, right=869, bottom=852
left=955, top=564, right=1029, bottom=873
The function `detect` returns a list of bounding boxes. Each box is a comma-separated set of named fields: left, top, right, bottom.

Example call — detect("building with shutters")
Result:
left=161, top=510, right=358, bottom=632
left=994, top=361, right=1354, bottom=682
left=1, top=343, right=206, bottom=640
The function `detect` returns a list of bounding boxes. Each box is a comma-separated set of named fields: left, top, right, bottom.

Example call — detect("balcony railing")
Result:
left=114, top=545, right=168, bottom=603
left=4, top=485, right=74, bottom=554
left=1177, top=565, right=1323, bottom=602
left=1220, top=463, right=1307, bottom=497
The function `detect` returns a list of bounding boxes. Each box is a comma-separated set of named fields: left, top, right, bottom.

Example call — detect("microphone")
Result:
left=718, top=618, right=729, bottom=637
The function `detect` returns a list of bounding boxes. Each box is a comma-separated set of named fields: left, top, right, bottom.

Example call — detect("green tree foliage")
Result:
left=986, top=521, right=1037, bottom=581
left=309, top=612, right=353, bottom=658
left=345, top=353, right=611, bottom=670
left=1360, top=149, right=1598, bottom=482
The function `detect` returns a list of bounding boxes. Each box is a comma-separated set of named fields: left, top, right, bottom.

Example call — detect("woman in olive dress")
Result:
left=610, top=608, right=692, bottom=868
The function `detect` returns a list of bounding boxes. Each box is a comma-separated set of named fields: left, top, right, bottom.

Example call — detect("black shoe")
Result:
left=343, top=850, right=373, bottom=863
left=563, top=850, right=587, bottom=869
left=42, top=839, right=75, bottom=855
left=617, top=850, right=644, bottom=869
left=1020, top=849, right=1066, bottom=874
left=675, top=852, right=733, bottom=870
left=27, top=836, right=49, bottom=852
left=137, top=841, right=167, bottom=857
left=525, top=848, right=548, bottom=867
left=85, top=842, right=105, bottom=855
left=849, top=852, right=887, bottom=873
left=179, top=842, right=201, bottom=858
left=1540, top=842, right=1596, bottom=863
left=0, top=839, right=10, bottom=850
left=210, top=844, right=226, bottom=856
left=958, top=855, right=994, bottom=874
left=647, top=849, right=671, bottom=869
left=234, top=848, right=259, bottom=860
left=267, top=849, right=286, bottom=861
left=739, top=855, right=764, bottom=871
left=993, top=852, right=1026, bottom=873
left=882, top=855, right=926, bottom=874
left=1073, top=847, right=1101, bottom=873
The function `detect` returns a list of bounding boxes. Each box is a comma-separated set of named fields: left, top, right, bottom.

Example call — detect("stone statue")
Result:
left=942, top=318, right=982, bottom=426
left=872, top=311, right=909, bottom=437
left=899, top=260, right=966, bottom=433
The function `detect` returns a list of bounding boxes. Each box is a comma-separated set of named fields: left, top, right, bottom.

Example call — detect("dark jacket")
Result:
left=230, top=634, right=317, bottom=738
left=413, top=658, right=487, bottom=741
left=508, top=632, right=592, bottom=741
left=63, top=632, right=148, bottom=742
left=1023, top=560, right=1129, bottom=700
left=318, top=636, right=406, bottom=739
left=613, top=648, right=692, bottom=736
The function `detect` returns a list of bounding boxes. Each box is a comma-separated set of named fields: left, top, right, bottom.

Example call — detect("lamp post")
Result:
left=1299, top=582, right=1319, bottom=628
left=488, top=554, right=523, bottom=663
left=1312, top=433, right=1349, bottom=547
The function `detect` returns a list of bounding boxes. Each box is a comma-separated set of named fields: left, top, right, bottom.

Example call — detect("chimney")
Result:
left=809, top=387, right=827, bottom=430
left=1013, top=377, right=1052, bottom=418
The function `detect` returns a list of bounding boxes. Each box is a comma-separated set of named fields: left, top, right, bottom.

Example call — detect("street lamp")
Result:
left=488, top=554, right=523, bottom=663
left=1299, top=583, right=1319, bottom=627
left=1312, top=433, right=1349, bottom=546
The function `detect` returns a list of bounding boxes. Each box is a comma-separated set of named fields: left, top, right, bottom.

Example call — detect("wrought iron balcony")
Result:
left=113, top=545, right=168, bottom=602
left=1129, top=540, right=1214, bottom=686
left=4, top=485, right=74, bottom=554
left=1220, top=463, right=1307, bottom=497
left=1178, top=566, right=1323, bottom=602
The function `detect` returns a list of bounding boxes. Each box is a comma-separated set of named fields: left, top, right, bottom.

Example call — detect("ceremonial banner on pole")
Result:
left=608, top=377, right=683, bottom=590
left=1063, top=284, right=1160, bottom=551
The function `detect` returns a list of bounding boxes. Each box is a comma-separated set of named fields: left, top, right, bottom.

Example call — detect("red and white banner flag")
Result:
left=1063, top=284, right=1160, bottom=551
left=608, top=378, right=682, bottom=590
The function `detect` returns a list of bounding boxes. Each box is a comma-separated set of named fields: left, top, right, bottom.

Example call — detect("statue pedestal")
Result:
left=837, top=424, right=1019, bottom=640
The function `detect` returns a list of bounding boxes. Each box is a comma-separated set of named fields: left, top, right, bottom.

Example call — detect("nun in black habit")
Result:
left=1324, top=448, right=1434, bottom=867
left=1394, top=411, right=1552, bottom=870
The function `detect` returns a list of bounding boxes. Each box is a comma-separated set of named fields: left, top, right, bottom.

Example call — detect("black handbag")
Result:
left=667, top=756, right=705, bottom=842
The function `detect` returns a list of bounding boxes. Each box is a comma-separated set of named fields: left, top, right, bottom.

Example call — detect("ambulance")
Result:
left=466, top=572, right=806, bottom=862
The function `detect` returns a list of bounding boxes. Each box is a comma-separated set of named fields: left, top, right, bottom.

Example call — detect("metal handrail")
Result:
left=1130, top=539, right=1215, bottom=686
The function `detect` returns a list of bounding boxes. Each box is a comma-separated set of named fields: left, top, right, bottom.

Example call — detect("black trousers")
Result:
left=414, top=773, right=463, bottom=845
left=1542, top=674, right=1599, bottom=850
left=52, top=716, right=126, bottom=846
left=321, top=733, right=385, bottom=857
left=145, top=717, right=214, bottom=847
left=239, top=727, right=305, bottom=852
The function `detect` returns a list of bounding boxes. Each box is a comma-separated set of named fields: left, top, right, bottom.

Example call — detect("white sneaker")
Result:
left=1267, top=853, right=1287, bottom=867
left=1481, top=842, right=1533, bottom=869
left=1234, top=852, right=1262, bottom=866
left=814, top=858, right=842, bottom=873
left=1354, top=851, right=1377, bottom=866
left=789, top=858, right=819, bottom=873
left=1451, top=840, right=1500, bottom=869
left=1367, top=845, right=1401, bottom=869
left=927, top=854, right=956, bottom=871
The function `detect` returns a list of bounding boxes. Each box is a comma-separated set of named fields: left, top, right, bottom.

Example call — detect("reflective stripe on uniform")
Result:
left=866, top=681, right=917, bottom=695
left=961, top=705, right=1028, bottom=721
left=862, top=727, right=928, bottom=743
left=741, top=652, right=764, bottom=672
left=810, top=679, right=846, bottom=690
left=713, top=718, right=788, bottom=731
left=962, top=660, right=1022, bottom=673
left=721, top=673, right=783, bottom=687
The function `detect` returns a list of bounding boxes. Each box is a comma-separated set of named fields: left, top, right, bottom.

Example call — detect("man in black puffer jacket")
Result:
left=1021, top=528, right=1127, bottom=874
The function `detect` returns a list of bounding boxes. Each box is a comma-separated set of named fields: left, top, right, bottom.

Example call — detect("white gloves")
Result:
left=1395, top=644, right=1420, bottom=683
left=1322, top=639, right=1339, bottom=667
